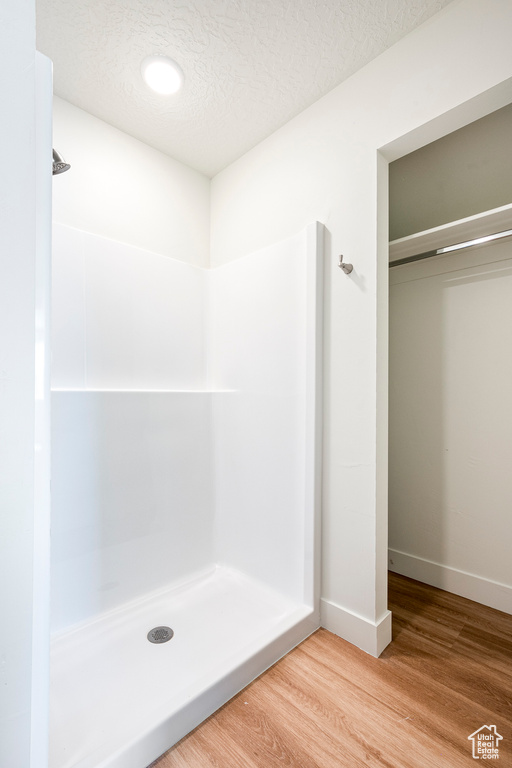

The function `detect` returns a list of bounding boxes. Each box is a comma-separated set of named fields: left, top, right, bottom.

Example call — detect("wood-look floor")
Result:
left=149, top=573, right=512, bottom=767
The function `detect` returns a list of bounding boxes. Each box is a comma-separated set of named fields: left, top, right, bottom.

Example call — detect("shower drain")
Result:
left=147, top=626, right=174, bottom=644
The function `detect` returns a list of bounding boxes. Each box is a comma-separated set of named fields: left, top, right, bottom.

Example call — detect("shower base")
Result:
left=49, top=566, right=317, bottom=768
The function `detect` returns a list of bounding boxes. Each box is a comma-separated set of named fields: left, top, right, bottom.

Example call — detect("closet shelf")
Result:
left=389, top=203, right=512, bottom=264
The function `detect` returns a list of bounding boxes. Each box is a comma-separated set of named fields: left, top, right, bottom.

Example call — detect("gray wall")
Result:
left=390, top=103, right=512, bottom=240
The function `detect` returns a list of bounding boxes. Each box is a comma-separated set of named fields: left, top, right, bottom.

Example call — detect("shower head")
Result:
left=52, top=148, right=71, bottom=175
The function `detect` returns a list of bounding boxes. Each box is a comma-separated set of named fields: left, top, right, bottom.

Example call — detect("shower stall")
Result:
left=48, top=216, right=323, bottom=767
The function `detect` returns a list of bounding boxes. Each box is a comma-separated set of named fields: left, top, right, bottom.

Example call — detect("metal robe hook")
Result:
left=338, top=255, right=353, bottom=274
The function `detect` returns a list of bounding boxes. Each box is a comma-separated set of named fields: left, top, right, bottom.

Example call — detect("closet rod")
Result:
left=389, top=227, right=512, bottom=268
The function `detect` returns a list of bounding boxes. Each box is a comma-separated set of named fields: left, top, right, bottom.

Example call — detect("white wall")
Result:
left=389, top=103, right=512, bottom=240
left=0, top=2, right=38, bottom=766
left=389, top=239, right=512, bottom=613
left=211, top=0, right=512, bottom=654
left=52, top=97, right=210, bottom=268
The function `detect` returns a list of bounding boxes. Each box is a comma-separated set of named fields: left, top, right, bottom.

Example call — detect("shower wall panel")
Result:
left=51, top=224, right=213, bottom=634
left=52, top=223, right=207, bottom=391
left=209, top=229, right=315, bottom=604
left=51, top=391, right=214, bottom=633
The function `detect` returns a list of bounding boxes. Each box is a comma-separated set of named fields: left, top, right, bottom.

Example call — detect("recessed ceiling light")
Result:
left=141, top=55, right=183, bottom=95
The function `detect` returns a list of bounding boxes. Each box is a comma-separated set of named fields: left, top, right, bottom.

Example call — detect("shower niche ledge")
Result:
left=49, top=222, right=323, bottom=768
left=51, top=387, right=236, bottom=393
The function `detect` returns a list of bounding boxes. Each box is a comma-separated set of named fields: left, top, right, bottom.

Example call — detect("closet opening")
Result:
left=386, top=102, right=512, bottom=616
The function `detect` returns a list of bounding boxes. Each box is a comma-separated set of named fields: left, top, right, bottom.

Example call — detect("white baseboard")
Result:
left=320, top=599, right=392, bottom=657
left=389, top=549, right=512, bottom=615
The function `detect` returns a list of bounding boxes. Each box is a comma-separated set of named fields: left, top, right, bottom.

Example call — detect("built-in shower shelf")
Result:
left=51, top=388, right=236, bottom=393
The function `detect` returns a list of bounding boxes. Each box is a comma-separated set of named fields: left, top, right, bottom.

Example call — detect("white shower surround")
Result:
left=49, top=222, right=322, bottom=767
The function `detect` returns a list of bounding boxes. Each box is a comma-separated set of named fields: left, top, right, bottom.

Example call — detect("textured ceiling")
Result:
left=36, top=0, right=453, bottom=177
